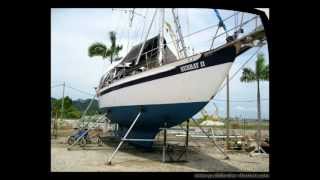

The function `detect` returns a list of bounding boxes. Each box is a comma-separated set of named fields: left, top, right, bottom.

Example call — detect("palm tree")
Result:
left=240, top=53, right=269, bottom=152
left=88, top=31, right=123, bottom=64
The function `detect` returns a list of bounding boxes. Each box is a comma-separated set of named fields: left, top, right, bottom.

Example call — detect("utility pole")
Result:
left=244, top=118, right=246, bottom=137
left=59, top=82, right=65, bottom=137
left=226, top=74, right=230, bottom=149
left=257, top=78, right=261, bottom=152
left=51, top=100, right=54, bottom=138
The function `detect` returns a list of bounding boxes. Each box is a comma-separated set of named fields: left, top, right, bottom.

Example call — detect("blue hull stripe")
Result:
left=102, top=101, right=208, bottom=148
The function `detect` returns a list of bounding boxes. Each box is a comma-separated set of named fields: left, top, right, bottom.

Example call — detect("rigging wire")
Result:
left=132, top=9, right=142, bottom=45
left=65, top=85, right=96, bottom=97
left=234, top=11, right=238, bottom=34
left=112, top=9, right=120, bottom=39
left=215, top=45, right=264, bottom=95
left=256, top=15, right=258, bottom=30
left=165, top=11, right=241, bottom=46
left=185, top=9, right=191, bottom=55
left=139, top=9, right=149, bottom=43
left=238, top=12, right=245, bottom=32
left=132, top=15, right=139, bottom=45
left=126, top=9, right=243, bottom=55
left=51, top=84, right=63, bottom=88
left=116, top=11, right=126, bottom=51
left=122, top=17, right=260, bottom=64
left=186, top=9, right=190, bottom=35
left=127, top=30, right=130, bottom=54
left=126, top=9, right=147, bottom=52
left=110, top=9, right=243, bottom=58
left=127, top=9, right=133, bottom=54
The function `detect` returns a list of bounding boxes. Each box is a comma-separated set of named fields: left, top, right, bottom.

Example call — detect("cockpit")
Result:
left=98, top=35, right=177, bottom=90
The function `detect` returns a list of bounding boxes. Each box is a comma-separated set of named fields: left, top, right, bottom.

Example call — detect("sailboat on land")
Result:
left=96, top=9, right=266, bottom=148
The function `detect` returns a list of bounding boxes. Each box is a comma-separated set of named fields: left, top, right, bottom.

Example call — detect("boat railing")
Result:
left=101, top=50, right=206, bottom=89
left=100, top=14, right=264, bottom=89
left=109, top=59, right=160, bottom=83
left=122, top=15, right=261, bottom=66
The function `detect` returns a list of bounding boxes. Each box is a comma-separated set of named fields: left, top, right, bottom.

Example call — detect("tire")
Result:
left=86, top=136, right=92, bottom=144
left=79, top=138, right=87, bottom=147
left=97, top=137, right=103, bottom=146
left=67, top=136, right=75, bottom=145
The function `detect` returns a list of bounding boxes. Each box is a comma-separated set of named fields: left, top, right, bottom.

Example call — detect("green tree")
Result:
left=88, top=31, right=123, bottom=64
left=51, top=96, right=81, bottom=119
left=240, top=53, right=269, bottom=151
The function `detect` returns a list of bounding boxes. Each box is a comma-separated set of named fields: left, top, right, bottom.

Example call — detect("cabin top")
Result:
left=99, top=34, right=178, bottom=89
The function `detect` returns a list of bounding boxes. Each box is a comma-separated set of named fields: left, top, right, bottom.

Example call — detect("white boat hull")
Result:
left=97, top=45, right=237, bottom=148
left=98, top=61, right=232, bottom=108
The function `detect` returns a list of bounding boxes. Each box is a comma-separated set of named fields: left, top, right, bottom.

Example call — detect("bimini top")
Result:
left=122, top=34, right=177, bottom=66
left=100, top=34, right=177, bottom=77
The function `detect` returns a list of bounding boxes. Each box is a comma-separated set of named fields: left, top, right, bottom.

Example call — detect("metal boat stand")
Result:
left=106, top=110, right=156, bottom=165
left=160, top=119, right=190, bottom=163
left=190, top=118, right=230, bottom=160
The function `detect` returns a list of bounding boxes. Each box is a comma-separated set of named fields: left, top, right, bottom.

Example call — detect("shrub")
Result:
left=231, top=123, right=240, bottom=129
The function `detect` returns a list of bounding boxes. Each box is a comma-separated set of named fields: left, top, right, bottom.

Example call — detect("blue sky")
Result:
left=51, top=8, right=269, bottom=119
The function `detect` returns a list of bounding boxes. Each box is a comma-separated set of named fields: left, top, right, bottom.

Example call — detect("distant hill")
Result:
left=51, top=97, right=101, bottom=118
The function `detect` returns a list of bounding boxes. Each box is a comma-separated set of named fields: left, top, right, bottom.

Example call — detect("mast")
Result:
left=164, top=22, right=180, bottom=59
left=171, top=8, right=187, bottom=58
left=135, top=9, right=158, bottom=66
left=158, top=8, right=165, bottom=66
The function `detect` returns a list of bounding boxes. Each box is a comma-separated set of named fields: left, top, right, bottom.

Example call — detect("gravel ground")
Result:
left=51, top=137, right=269, bottom=172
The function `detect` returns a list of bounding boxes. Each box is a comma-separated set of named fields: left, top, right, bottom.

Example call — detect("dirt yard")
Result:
left=51, top=136, right=269, bottom=172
